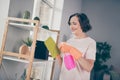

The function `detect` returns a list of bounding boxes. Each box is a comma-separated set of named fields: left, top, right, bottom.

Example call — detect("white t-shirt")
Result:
left=59, top=37, right=96, bottom=80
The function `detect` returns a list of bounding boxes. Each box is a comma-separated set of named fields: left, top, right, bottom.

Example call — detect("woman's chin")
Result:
left=72, top=31, right=75, bottom=34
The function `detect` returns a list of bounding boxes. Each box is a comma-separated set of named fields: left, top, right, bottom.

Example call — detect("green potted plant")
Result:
left=33, top=16, right=40, bottom=25
left=23, top=10, right=30, bottom=24
left=91, top=42, right=112, bottom=80
left=22, top=37, right=33, bottom=47
left=42, top=25, right=49, bottom=30
left=23, top=10, right=30, bottom=19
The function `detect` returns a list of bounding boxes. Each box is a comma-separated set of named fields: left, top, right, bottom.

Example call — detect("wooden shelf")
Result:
left=0, top=17, right=59, bottom=80
left=3, top=56, right=29, bottom=64
left=3, top=56, right=54, bottom=64
left=9, top=22, right=35, bottom=31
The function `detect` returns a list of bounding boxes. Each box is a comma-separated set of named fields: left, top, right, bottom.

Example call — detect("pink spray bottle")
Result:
left=64, top=53, right=76, bottom=70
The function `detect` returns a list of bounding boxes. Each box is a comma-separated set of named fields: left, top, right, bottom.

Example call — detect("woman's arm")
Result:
left=58, top=42, right=96, bottom=72
left=69, top=42, right=96, bottom=72
left=77, top=58, right=94, bottom=72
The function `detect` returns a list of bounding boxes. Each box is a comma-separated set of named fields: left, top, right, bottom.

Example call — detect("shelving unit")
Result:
left=0, top=17, right=40, bottom=80
left=0, top=17, right=60, bottom=80
left=0, top=0, right=63, bottom=79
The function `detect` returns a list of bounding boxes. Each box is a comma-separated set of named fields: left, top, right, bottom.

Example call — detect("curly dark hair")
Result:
left=68, top=13, right=92, bottom=32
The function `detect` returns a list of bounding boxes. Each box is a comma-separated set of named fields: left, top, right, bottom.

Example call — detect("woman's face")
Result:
left=69, top=16, right=82, bottom=36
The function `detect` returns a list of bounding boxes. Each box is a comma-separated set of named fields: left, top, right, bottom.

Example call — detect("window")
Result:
left=33, top=0, right=64, bottom=30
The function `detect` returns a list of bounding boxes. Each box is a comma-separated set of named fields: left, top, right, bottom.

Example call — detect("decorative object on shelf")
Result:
left=19, top=37, right=32, bottom=59
left=22, top=10, right=30, bottom=24
left=34, top=40, right=49, bottom=60
left=42, top=25, right=49, bottom=30
left=91, top=42, right=112, bottom=80
left=19, top=44, right=30, bottom=60
left=33, top=16, right=40, bottom=25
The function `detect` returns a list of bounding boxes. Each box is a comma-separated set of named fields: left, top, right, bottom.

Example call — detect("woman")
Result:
left=58, top=13, right=96, bottom=80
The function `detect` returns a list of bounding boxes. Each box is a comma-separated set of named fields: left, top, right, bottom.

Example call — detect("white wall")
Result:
left=81, top=0, right=120, bottom=68
left=8, top=0, right=34, bottom=18
left=0, top=0, right=10, bottom=47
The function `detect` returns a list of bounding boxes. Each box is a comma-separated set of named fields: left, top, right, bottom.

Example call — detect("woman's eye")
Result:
left=73, top=22, right=77, bottom=25
left=69, top=22, right=76, bottom=25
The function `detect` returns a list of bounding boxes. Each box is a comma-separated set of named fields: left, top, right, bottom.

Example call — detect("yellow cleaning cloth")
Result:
left=44, top=37, right=60, bottom=58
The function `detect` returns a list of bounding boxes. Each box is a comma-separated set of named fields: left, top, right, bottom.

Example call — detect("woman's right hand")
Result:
left=69, top=47, right=82, bottom=60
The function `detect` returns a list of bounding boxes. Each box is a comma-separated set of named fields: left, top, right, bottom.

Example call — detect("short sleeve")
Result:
left=85, top=41, right=96, bottom=60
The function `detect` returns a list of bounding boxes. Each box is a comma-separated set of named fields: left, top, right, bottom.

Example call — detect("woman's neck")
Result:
left=74, top=32, right=88, bottom=39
